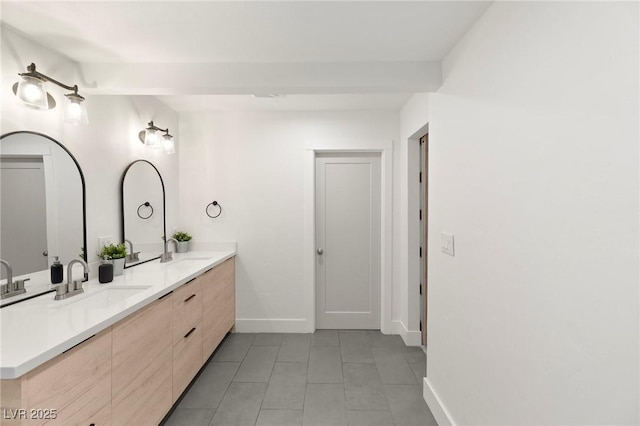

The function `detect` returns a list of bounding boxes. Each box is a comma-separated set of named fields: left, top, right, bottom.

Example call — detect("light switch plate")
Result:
left=441, top=233, right=455, bottom=256
left=97, top=236, right=112, bottom=255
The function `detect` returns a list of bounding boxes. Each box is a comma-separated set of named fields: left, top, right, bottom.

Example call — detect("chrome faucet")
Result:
left=160, top=238, right=178, bottom=263
left=55, top=258, right=89, bottom=301
left=124, top=239, right=140, bottom=262
left=0, top=259, right=28, bottom=300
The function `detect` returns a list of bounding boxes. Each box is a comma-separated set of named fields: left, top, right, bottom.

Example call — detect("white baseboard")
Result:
left=394, top=320, right=422, bottom=346
left=234, top=318, right=311, bottom=333
left=423, top=377, right=455, bottom=426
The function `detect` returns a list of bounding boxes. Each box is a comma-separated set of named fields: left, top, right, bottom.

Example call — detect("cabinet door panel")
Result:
left=203, top=258, right=235, bottom=359
left=112, top=296, right=172, bottom=426
left=25, top=329, right=112, bottom=426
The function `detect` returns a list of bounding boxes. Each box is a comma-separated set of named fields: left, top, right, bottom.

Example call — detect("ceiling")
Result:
left=0, top=1, right=491, bottom=111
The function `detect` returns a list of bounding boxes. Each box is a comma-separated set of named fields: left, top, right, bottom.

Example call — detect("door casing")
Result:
left=304, top=140, right=393, bottom=334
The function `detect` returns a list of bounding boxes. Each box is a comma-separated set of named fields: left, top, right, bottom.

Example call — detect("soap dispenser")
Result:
left=50, top=256, right=63, bottom=284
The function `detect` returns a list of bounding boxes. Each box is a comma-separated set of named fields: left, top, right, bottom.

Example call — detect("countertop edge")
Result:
left=0, top=251, right=236, bottom=379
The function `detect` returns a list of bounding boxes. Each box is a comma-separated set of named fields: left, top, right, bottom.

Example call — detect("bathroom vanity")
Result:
left=0, top=250, right=235, bottom=426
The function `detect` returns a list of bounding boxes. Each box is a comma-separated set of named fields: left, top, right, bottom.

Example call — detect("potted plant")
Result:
left=100, top=243, right=128, bottom=276
left=172, top=231, right=192, bottom=253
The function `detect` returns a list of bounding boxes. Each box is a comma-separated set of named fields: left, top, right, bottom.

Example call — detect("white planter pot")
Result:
left=177, top=241, right=190, bottom=253
left=112, top=258, right=125, bottom=276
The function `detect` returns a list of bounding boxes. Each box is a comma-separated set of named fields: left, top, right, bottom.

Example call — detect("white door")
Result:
left=315, top=153, right=381, bottom=329
left=1, top=157, right=48, bottom=278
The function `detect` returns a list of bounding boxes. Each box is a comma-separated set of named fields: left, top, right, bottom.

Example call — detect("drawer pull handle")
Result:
left=89, top=424, right=95, bottom=426
left=184, top=327, right=196, bottom=338
left=184, top=294, right=196, bottom=302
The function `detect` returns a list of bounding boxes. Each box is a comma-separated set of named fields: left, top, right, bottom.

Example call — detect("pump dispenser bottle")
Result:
left=50, top=256, right=63, bottom=284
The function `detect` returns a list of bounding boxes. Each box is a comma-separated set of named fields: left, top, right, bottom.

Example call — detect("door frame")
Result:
left=304, top=139, right=393, bottom=334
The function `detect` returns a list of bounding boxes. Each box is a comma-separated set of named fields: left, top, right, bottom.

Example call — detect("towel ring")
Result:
left=206, top=201, right=222, bottom=218
left=137, top=202, right=154, bottom=219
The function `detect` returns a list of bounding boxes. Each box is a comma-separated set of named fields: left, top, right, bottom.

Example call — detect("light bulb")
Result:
left=144, top=128, right=159, bottom=147
left=163, top=134, right=175, bottom=154
left=63, top=93, right=88, bottom=125
left=16, top=75, right=48, bottom=109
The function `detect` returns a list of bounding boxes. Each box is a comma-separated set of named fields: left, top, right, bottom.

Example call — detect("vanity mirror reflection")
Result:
left=0, top=131, right=87, bottom=305
left=120, top=160, right=166, bottom=267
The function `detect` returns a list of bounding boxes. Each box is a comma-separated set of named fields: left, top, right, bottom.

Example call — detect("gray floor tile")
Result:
left=178, top=362, right=240, bottom=409
left=303, top=383, right=347, bottom=426
left=343, top=363, right=387, bottom=411
left=213, top=333, right=256, bottom=362
left=210, top=382, right=267, bottom=426
left=233, top=345, right=279, bottom=382
left=409, top=363, right=426, bottom=382
left=372, top=347, right=418, bottom=385
left=253, top=333, right=284, bottom=346
left=347, top=410, right=395, bottom=426
left=340, top=344, right=374, bottom=363
left=342, top=363, right=382, bottom=386
left=403, top=347, right=426, bottom=364
left=311, top=330, right=339, bottom=346
left=256, top=409, right=303, bottom=426
left=384, top=385, right=437, bottom=426
left=367, top=331, right=404, bottom=347
left=278, top=334, right=311, bottom=362
left=262, top=362, right=308, bottom=410
left=339, top=330, right=369, bottom=346
left=164, top=408, right=215, bottom=426
left=308, top=346, right=343, bottom=383
left=345, top=384, right=389, bottom=411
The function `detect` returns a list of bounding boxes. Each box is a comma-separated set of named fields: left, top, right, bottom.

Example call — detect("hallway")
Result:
left=163, top=330, right=435, bottom=426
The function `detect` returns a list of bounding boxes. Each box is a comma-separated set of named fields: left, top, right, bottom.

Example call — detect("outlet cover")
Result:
left=441, top=233, right=455, bottom=256
left=97, top=236, right=112, bottom=255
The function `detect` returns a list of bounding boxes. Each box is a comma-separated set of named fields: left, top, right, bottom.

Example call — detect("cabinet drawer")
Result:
left=25, top=329, right=112, bottom=426
left=172, top=278, right=203, bottom=345
left=172, top=322, right=203, bottom=402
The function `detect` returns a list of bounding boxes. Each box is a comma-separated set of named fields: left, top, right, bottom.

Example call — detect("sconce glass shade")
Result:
left=163, top=134, right=176, bottom=155
left=16, top=75, right=48, bottom=109
left=144, top=128, right=160, bottom=147
left=63, top=93, right=88, bottom=126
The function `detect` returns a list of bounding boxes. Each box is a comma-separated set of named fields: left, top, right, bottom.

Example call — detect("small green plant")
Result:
left=172, top=231, right=192, bottom=242
left=100, top=243, right=127, bottom=260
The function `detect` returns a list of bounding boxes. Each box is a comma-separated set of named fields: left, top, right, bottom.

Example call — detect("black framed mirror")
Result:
left=120, top=159, right=166, bottom=267
left=0, top=131, right=87, bottom=306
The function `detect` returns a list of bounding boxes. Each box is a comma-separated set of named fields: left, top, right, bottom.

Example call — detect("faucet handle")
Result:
left=14, top=278, right=30, bottom=291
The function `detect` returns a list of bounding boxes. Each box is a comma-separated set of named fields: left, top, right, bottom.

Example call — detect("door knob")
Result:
left=42, top=251, right=48, bottom=256
left=317, top=248, right=324, bottom=255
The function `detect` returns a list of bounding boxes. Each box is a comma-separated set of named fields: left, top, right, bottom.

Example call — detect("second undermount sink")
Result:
left=56, top=286, right=151, bottom=309
left=168, top=257, right=212, bottom=265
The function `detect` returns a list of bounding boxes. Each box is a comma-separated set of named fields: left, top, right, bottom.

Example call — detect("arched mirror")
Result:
left=0, top=131, right=87, bottom=306
left=121, top=160, right=166, bottom=267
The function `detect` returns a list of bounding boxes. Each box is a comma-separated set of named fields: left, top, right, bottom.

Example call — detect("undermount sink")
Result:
left=56, top=286, right=151, bottom=309
left=168, top=257, right=212, bottom=265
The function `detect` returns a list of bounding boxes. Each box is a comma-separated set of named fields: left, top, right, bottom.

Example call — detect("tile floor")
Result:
left=163, top=330, right=436, bottom=426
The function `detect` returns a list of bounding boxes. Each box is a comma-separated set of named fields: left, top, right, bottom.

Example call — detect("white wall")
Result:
left=179, top=110, right=399, bottom=332
left=423, top=2, right=639, bottom=425
left=1, top=25, right=180, bottom=278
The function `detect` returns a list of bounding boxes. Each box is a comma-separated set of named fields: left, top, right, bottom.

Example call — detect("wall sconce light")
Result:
left=138, top=121, right=176, bottom=155
left=12, top=63, right=88, bottom=126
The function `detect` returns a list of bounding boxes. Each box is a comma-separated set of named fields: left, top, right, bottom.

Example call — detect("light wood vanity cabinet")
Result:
left=203, top=257, right=235, bottom=360
left=0, top=256, right=235, bottom=426
left=111, top=295, right=173, bottom=426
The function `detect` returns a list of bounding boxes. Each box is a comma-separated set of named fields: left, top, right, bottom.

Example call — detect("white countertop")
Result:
left=0, top=250, right=236, bottom=379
